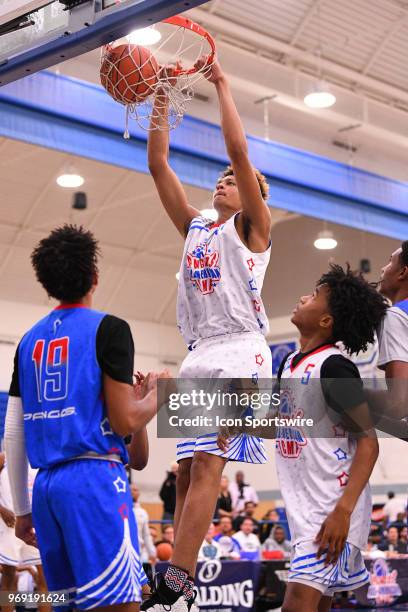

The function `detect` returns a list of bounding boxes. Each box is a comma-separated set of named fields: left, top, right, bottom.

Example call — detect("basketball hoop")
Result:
left=100, top=15, right=216, bottom=137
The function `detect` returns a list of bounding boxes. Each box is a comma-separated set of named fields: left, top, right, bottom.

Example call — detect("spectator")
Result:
left=213, top=517, right=241, bottom=558
left=262, top=525, right=291, bottom=557
left=379, top=525, right=406, bottom=553
left=260, top=508, right=280, bottom=543
left=229, top=471, right=259, bottom=516
left=233, top=518, right=261, bottom=560
left=149, top=525, right=159, bottom=544
left=198, top=524, right=221, bottom=561
left=382, top=492, right=407, bottom=523
left=369, top=523, right=383, bottom=546
left=159, top=462, right=178, bottom=521
left=233, top=501, right=260, bottom=534
left=130, top=484, right=156, bottom=565
left=363, top=537, right=385, bottom=559
left=397, top=526, right=408, bottom=554
left=214, top=475, right=233, bottom=520
left=156, top=524, right=174, bottom=547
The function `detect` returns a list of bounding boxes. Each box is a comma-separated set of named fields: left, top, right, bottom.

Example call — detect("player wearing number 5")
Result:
left=5, top=225, right=169, bottom=611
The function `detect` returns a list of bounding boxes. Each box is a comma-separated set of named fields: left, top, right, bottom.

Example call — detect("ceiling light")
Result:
left=57, top=173, right=84, bottom=188
left=201, top=208, right=218, bottom=221
left=175, top=272, right=180, bottom=281
left=314, top=230, right=337, bottom=250
left=126, top=26, right=162, bottom=45
left=304, top=83, right=336, bottom=109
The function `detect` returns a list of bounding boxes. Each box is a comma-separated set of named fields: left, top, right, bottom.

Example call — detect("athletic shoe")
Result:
left=187, top=590, right=199, bottom=611
left=141, top=574, right=188, bottom=612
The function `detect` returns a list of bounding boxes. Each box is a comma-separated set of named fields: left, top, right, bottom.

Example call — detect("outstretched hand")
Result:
left=134, top=370, right=171, bottom=401
left=194, top=56, right=225, bottom=84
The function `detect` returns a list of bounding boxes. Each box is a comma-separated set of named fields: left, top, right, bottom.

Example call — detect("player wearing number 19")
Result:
left=4, top=225, right=168, bottom=612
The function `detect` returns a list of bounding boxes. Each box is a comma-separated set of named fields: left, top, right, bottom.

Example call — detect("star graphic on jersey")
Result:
left=247, top=258, right=255, bottom=271
left=337, top=471, right=349, bottom=487
left=332, top=423, right=347, bottom=437
left=249, top=278, right=258, bottom=291
left=255, top=354, right=264, bottom=366
left=100, top=417, right=113, bottom=436
left=119, top=503, right=129, bottom=520
left=253, top=299, right=261, bottom=312
left=334, top=447, right=347, bottom=461
left=251, top=373, right=259, bottom=385
left=113, top=477, right=127, bottom=494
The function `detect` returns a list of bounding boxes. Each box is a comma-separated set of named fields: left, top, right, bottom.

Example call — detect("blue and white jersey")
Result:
left=17, top=305, right=128, bottom=469
left=177, top=214, right=271, bottom=345
left=276, top=345, right=372, bottom=550
left=378, top=298, right=408, bottom=369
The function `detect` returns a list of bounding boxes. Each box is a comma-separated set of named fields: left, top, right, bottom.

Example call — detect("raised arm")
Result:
left=148, top=83, right=200, bottom=237
left=199, top=60, right=272, bottom=250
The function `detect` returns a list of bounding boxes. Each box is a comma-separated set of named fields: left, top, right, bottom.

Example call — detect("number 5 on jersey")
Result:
left=32, top=337, right=69, bottom=402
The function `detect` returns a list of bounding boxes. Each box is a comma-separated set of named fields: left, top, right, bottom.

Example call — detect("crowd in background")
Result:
left=133, top=467, right=408, bottom=565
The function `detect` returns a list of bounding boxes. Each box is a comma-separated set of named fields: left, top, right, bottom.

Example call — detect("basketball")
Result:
left=100, top=44, right=159, bottom=105
left=156, top=542, right=173, bottom=561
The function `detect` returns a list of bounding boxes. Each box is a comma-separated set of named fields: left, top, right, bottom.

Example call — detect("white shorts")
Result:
left=176, top=332, right=271, bottom=464
left=288, top=539, right=369, bottom=596
left=0, top=522, right=41, bottom=567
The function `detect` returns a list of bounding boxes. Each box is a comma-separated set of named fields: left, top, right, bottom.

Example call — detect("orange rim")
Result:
left=162, top=15, right=216, bottom=76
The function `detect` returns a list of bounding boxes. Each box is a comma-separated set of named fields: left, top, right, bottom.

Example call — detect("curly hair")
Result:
left=220, top=165, right=269, bottom=201
left=31, top=225, right=100, bottom=302
left=317, top=264, right=388, bottom=355
left=400, top=240, right=408, bottom=267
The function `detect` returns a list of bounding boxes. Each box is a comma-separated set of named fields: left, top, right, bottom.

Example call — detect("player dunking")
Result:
left=275, top=266, right=387, bottom=612
left=143, top=60, right=272, bottom=611
left=4, top=225, right=168, bottom=611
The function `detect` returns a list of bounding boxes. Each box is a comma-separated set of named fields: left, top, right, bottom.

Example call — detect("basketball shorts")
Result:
left=176, top=332, right=272, bottom=464
left=32, top=459, right=146, bottom=609
left=0, top=521, right=41, bottom=567
left=288, top=539, right=370, bottom=596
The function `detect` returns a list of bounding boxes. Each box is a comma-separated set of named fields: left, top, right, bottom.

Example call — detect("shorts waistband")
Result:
left=189, top=331, right=266, bottom=351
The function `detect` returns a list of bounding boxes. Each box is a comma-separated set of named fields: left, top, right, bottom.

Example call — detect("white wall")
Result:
left=0, top=299, right=406, bottom=503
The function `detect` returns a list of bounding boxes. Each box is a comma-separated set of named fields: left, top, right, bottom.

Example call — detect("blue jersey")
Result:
left=18, top=305, right=128, bottom=469
left=395, top=298, right=408, bottom=315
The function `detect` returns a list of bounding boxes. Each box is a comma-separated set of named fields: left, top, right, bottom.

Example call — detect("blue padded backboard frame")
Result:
left=0, top=0, right=209, bottom=86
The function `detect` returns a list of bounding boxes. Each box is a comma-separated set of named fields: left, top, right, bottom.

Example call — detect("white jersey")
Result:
left=275, top=345, right=371, bottom=550
left=0, top=461, right=37, bottom=511
left=177, top=214, right=271, bottom=345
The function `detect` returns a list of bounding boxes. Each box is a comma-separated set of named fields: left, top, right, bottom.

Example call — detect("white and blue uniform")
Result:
left=378, top=298, right=408, bottom=369
left=0, top=462, right=41, bottom=567
left=13, top=305, right=145, bottom=609
left=176, top=214, right=272, bottom=463
left=276, top=345, right=371, bottom=595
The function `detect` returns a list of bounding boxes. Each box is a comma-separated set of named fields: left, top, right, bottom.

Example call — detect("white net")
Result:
left=100, top=16, right=215, bottom=136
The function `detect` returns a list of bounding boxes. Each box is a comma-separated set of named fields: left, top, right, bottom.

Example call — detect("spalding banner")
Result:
left=157, top=560, right=262, bottom=611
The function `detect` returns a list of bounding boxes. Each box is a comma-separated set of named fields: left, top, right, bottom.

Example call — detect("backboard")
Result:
left=0, top=0, right=210, bottom=86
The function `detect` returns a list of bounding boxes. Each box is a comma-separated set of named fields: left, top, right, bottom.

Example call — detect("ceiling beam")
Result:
left=362, top=14, right=407, bottom=75
left=188, top=7, right=408, bottom=106
left=290, top=0, right=325, bottom=46
left=213, top=38, right=408, bottom=150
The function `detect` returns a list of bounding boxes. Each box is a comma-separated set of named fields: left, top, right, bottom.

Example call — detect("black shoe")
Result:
left=187, top=590, right=199, bottom=611
left=141, top=574, right=188, bottom=612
